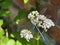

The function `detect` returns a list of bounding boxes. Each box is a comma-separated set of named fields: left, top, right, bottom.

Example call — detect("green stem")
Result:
left=37, top=40, right=39, bottom=45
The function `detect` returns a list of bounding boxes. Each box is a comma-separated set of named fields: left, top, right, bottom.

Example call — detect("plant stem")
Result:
left=36, top=26, right=45, bottom=41
left=37, top=40, right=39, bottom=45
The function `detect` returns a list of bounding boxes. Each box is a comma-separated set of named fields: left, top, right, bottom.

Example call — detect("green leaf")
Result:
left=27, top=44, right=30, bottom=45
left=0, top=19, right=3, bottom=26
left=0, top=9, right=10, bottom=17
left=16, top=40, right=22, bottom=45
left=10, top=34, right=15, bottom=38
left=6, top=39, right=15, bottom=45
left=16, top=19, right=20, bottom=24
left=0, top=29, right=4, bottom=36
left=23, top=0, right=29, bottom=4
left=0, top=42, right=5, bottom=45
left=14, top=9, right=28, bottom=21
left=1, top=0, right=13, bottom=9
left=2, top=36, right=9, bottom=44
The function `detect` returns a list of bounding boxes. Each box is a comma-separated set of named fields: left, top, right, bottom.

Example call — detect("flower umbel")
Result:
left=20, top=29, right=33, bottom=42
left=28, top=11, right=55, bottom=32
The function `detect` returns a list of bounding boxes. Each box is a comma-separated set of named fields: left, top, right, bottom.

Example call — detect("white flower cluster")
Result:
left=28, top=11, right=55, bottom=32
left=20, top=29, right=33, bottom=42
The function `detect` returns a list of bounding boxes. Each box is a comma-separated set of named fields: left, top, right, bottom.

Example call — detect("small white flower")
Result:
left=20, top=29, right=33, bottom=42
left=30, top=18, right=39, bottom=26
left=30, top=19, right=37, bottom=25
left=28, top=13, right=35, bottom=19
left=41, top=19, right=55, bottom=32
left=32, top=11, right=39, bottom=16
left=28, top=11, right=39, bottom=19
left=37, top=21, right=42, bottom=27
left=44, top=19, right=55, bottom=27
left=25, top=34, right=33, bottom=42
left=38, top=15, right=46, bottom=20
left=44, top=28, right=47, bottom=32
left=43, top=23, right=49, bottom=29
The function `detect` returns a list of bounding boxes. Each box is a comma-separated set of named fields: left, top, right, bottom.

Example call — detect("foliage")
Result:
left=0, top=0, right=13, bottom=17
left=0, top=19, right=3, bottom=25
left=14, top=9, right=28, bottom=21
left=0, top=0, right=45, bottom=45
left=0, top=0, right=13, bottom=9
left=23, top=0, right=29, bottom=4
left=0, top=9, right=10, bottom=17
left=0, top=27, right=45, bottom=45
left=0, top=30, right=22, bottom=45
